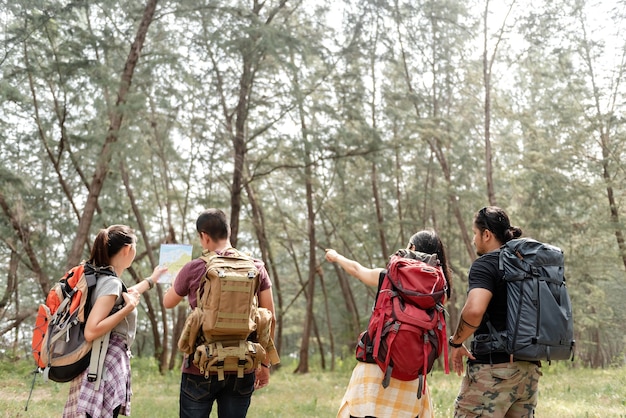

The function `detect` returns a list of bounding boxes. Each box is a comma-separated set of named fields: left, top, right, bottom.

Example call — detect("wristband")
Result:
left=261, top=363, right=271, bottom=369
left=144, top=277, right=154, bottom=290
left=448, top=336, right=463, bottom=348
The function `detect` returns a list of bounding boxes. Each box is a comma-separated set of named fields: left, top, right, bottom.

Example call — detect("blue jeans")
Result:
left=179, top=372, right=255, bottom=418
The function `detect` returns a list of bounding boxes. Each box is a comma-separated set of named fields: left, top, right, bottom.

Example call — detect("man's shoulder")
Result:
left=469, top=250, right=502, bottom=286
left=219, top=248, right=264, bottom=266
left=174, top=258, right=206, bottom=295
left=180, top=258, right=207, bottom=277
left=186, top=258, right=207, bottom=267
left=473, top=250, right=500, bottom=266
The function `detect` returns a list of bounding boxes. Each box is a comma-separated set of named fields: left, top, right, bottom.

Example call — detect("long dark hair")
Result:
left=88, top=225, right=136, bottom=268
left=474, top=206, right=522, bottom=244
left=408, top=229, right=452, bottom=298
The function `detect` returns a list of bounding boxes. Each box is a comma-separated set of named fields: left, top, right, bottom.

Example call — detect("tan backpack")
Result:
left=178, top=248, right=279, bottom=379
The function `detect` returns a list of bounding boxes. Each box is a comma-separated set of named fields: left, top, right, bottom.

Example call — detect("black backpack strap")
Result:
left=372, top=270, right=387, bottom=306
left=110, top=281, right=128, bottom=315
left=473, top=313, right=509, bottom=365
left=85, top=262, right=128, bottom=315
left=357, top=271, right=387, bottom=359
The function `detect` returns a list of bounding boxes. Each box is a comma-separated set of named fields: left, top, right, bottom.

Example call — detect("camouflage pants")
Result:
left=454, top=361, right=542, bottom=418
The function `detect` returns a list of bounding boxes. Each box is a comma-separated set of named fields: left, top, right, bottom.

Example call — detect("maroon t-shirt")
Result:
left=174, top=249, right=272, bottom=375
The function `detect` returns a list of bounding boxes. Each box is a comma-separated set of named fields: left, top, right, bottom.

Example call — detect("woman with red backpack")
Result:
left=326, top=229, right=452, bottom=418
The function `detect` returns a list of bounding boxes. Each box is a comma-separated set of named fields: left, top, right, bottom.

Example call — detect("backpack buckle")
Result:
left=392, top=321, right=400, bottom=333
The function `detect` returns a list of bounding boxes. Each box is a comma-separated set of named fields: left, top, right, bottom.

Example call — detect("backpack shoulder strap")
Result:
left=199, top=250, right=218, bottom=263
left=86, top=272, right=123, bottom=388
left=370, top=270, right=388, bottom=307
left=197, top=251, right=218, bottom=302
left=88, top=331, right=111, bottom=390
left=84, top=265, right=125, bottom=389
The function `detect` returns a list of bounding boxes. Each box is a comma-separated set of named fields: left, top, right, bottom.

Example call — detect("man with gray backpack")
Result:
left=449, top=206, right=574, bottom=418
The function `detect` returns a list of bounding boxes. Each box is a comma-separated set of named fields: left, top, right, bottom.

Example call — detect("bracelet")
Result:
left=448, top=336, right=463, bottom=348
left=144, top=277, right=154, bottom=290
left=261, top=363, right=271, bottom=369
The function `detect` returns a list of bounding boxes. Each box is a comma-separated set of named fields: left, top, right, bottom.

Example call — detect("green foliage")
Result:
left=1, top=0, right=626, bottom=374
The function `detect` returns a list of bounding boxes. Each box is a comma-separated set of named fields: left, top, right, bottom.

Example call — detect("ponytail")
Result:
left=88, top=225, right=136, bottom=267
left=475, top=206, right=522, bottom=244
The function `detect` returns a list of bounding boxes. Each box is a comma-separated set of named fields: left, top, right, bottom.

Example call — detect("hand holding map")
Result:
left=158, top=244, right=193, bottom=284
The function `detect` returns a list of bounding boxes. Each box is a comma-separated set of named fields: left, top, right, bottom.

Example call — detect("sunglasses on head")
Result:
left=479, top=207, right=506, bottom=232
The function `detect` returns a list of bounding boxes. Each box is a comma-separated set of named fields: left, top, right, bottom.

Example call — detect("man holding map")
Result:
left=163, top=208, right=276, bottom=418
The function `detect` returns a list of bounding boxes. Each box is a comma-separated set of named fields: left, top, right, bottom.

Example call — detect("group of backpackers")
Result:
left=32, top=205, right=574, bottom=418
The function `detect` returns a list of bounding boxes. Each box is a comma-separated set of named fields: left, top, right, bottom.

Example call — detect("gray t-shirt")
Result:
left=92, top=275, right=137, bottom=348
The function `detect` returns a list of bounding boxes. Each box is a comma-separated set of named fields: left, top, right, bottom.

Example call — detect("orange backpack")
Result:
left=32, top=263, right=121, bottom=382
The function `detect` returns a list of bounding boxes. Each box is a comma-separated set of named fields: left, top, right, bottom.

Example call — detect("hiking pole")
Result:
left=24, top=368, right=40, bottom=411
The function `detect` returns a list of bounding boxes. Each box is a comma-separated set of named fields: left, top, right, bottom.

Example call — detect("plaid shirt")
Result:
left=64, top=333, right=132, bottom=417
left=337, top=362, right=434, bottom=418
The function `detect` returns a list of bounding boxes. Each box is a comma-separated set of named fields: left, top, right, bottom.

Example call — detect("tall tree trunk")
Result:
left=577, top=4, right=626, bottom=271
left=168, top=304, right=187, bottom=370
left=229, top=58, right=250, bottom=247
left=290, top=40, right=319, bottom=373
left=367, top=19, right=388, bottom=259
left=317, top=264, right=335, bottom=370
left=321, top=217, right=361, bottom=334
left=0, top=251, right=18, bottom=310
left=0, top=192, right=48, bottom=294
left=211, top=0, right=287, bottom=246
left=394, top=4, right=474, bottom=260
left=483, top=0, right=496, bottom=206
left=23, top=37, right=84, bottom=222
left=482, top=0, right=515, bottom=207
left=294, top=122, right=317, bottom=374
left=120, top=160, right=169, bottom=371
left=245, top=181, right=283, bottom=355
left=393, top=134, right=407, bottom=246
left=371, top=163, right=389, bottom=259
left=66, top=0, right=159, bottom=269
left=600, top=131, right=626, bottom=271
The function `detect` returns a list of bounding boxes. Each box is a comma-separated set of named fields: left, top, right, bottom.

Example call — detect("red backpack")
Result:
left=355, top=250, right=449, bottom=398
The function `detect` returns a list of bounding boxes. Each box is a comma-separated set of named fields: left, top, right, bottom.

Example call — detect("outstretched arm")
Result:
left=325, top=249, right=384, bottom=287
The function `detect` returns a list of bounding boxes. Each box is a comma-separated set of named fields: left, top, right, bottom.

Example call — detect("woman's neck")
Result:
left=108, top=255, right=126, bottom=276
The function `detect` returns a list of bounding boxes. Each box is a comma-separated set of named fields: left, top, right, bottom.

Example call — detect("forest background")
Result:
left=1, top=0, right=625, bottom=379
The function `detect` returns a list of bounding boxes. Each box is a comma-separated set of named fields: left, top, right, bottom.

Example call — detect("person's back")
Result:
left=449, top=206, right=542, bottom=418
left=326, top=229, right=452, bottom=418
left=163, top=209, right=276, bottom=418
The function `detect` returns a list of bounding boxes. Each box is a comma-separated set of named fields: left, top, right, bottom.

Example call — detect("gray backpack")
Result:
left=490, top=238, right=575, bottom=362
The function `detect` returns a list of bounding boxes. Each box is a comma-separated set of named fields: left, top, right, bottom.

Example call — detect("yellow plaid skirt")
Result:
left=337, top=362, right=434, bottom=418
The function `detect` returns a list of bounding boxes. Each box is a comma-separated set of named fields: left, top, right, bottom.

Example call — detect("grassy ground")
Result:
left=2, top=358, right=625, bottom=417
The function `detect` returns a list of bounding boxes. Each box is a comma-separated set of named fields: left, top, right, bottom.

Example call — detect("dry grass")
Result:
left=1, top=359, right=625, bottom=417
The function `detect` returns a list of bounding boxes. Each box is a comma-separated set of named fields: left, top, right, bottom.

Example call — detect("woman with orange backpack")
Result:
left=63, top=225, right=167, bottom=418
